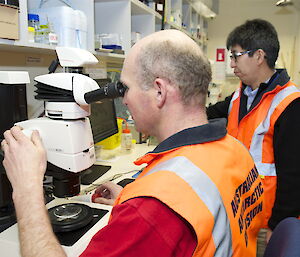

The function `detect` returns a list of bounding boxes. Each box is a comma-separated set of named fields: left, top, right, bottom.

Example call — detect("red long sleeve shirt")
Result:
left=80, top=197, right=197, bottom=257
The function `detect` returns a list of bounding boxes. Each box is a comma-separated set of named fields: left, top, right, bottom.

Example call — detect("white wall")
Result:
left=206, top=0, right=300, bottom=98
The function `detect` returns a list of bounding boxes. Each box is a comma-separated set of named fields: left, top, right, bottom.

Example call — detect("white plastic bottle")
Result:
left=28, top=13, right=40, bottom=43
left=121, top=128, right=132, bottom=153
left=27, top=26, right=35, bottom=43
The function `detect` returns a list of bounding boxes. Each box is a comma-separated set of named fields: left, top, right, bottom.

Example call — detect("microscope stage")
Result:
left=0, top=199, right=112, bottom=257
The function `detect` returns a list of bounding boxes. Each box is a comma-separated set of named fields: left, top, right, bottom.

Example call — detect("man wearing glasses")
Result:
left=207, top=18, right=300, bottom=249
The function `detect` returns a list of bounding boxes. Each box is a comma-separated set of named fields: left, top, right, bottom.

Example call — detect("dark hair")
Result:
left=226, top=19, right=280, bottom=68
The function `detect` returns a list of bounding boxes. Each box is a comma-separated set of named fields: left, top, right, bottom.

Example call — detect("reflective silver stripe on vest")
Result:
left=228, top=88, right=240, bottom=115
left=250, top=85, right=300, bottom=176
left=147, top=156, right=233, bottom=257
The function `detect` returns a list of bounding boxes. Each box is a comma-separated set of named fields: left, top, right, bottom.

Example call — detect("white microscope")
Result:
left=16, top=47, right=126, bottom=197
left=0, top=48, right=126, bottom=253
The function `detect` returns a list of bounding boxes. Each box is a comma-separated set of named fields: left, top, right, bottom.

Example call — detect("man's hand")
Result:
left=1, top=126, right=47, bottom=197
left=1, top=126, right=66, bottom=257
left=93, top=181, right=123, bottom=205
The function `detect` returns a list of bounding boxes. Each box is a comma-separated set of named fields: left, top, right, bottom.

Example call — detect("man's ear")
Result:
left=153, top=78, right=167, bottom=108
left=256, top=49, right=267, bottom=65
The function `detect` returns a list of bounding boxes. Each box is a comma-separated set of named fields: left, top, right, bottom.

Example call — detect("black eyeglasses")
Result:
left=230, top=49, right=258, bottom=61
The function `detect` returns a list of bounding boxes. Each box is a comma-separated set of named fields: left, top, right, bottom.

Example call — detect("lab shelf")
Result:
left=0, top=40, right=56, bottom=55
left=0, top=0, right=213, bottom=58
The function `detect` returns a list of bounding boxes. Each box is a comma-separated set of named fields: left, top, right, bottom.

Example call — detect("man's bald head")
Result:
left=125, top=29, right=212, bottom=106
left=132, top=29, right=201, bottom=52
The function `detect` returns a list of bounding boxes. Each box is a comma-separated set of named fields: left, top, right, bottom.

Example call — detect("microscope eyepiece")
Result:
left=84, top=81, right=126, bottom=104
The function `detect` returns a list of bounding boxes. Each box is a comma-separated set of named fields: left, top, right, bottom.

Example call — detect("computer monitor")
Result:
left=80, top=78, right=119, bottom=185
left=89, top=79, right=118, bottom=144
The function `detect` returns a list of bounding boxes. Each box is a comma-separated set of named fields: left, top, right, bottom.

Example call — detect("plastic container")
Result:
left=96, top=118, right=122, bottom=150
left=39, top=24, right=49, bottom=44
left=28, top=13, right=40, bottom=43
left=100, top=33, right=122, bottom=49
left=121, top=128, right=133, bottom=152
left=95, top=34, right=102, bottom=49
left=30, top=6, right=88, bottom=49
left=27, top=27, right=35, bottom=43
left=28, top=13, right=39, bottom=31
left=48, top=22, right=58, bottom=46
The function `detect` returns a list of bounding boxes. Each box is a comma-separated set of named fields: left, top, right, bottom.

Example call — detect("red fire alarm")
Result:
left=216, top=48, right=225, bottom=62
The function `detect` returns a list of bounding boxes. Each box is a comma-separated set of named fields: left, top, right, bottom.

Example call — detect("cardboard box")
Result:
left=0, top=4, right=19, bottom=40
left=0, top=0, right=19, bottom=8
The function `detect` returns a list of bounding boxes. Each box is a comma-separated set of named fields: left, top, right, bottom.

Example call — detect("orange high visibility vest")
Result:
left=227, top=81, right=300, bottom=228
left=114, top=134, right=264, bottom=257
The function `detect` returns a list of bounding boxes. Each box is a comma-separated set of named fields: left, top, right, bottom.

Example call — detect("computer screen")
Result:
left=80, top=79, right=118, bottom=185
left=89, top=79, right=118, bottom=144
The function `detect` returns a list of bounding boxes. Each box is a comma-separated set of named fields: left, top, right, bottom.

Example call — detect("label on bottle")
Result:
left=49, top=32, right=58, bottom=44
left=121, top=133, right=132, bottom=151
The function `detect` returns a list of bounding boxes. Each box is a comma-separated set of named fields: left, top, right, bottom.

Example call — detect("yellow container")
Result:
left=96, top=118, right=123, bottom=149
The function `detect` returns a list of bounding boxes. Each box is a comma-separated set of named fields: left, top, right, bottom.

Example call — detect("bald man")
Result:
left=2, top=30, right=264, bottom=257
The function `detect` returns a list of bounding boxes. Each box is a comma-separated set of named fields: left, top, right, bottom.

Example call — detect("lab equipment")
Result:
left=89, top=79, right=119, bottom=144
left=15, top=47, right=126, bottom=197
left=48, top=203, right=93, bottom=232
left=82, top=79, right=120, bottom=182
left=28, top=13, right=40, bottom=43
left=0, top=71, right=30, bottom=232
left=80, top=164, right=111, bottom=185
left=117, top=178, right=135, bottom=187
left=121, top=128, right=133, bottom=152
left=31, top=6, right=88, bottom=49
left=27, top=26, right=35, bottom=43
left=119, top=118, right=133, bottom=152
left=39, top=24, right=50, bottom=44
left=28, top=13, right=40, bottom=30
left=48, top=22, right=58, bottom=46
left=99, top=33, right=122, bottom=50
